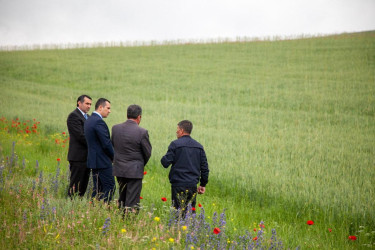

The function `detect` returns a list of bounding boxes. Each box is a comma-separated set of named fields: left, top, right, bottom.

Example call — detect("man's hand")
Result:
left=197, top=186, right=205, bottom=194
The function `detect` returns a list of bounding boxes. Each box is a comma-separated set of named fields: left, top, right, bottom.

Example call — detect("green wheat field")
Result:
left=0, top=31, right=374, bottom=249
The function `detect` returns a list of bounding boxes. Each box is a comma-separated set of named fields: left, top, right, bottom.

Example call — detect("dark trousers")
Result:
left=117, top=177, right=142, bottom=210
left=172, top=186, right=197, bottom=216
left=91, top=168, right=115, bottom=203
left=68, top=161, right=91, bottom=197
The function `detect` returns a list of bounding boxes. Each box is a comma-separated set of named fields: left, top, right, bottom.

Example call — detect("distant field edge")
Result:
left=1, top=30, right=374, bottom=52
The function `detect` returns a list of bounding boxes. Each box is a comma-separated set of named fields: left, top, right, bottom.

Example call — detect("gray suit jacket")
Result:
left=111, top=120, right=152, bottom=179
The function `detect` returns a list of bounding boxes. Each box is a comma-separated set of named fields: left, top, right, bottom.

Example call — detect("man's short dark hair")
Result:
left=178, top=120, right=193, bottom=134
left=127, top=104, right=142, bottom=119
left=76, top=95, right=92, bottom=107
left=95, top=98, right=110, bottom=110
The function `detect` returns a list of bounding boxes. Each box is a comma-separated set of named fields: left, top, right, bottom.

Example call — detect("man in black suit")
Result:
left=112, top=104, right=152, bottom=212
left=84, top=98, right=115, bottom=203
left=67, top=94, right=92, bottom=197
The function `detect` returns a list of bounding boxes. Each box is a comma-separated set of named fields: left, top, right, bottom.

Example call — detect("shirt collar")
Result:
left=93, top=111, right=102, bottom=119
left=77, top=107, right=86, bottom=117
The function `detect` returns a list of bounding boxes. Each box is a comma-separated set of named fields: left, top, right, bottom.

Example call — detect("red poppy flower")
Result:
left=259, top=224, right=265, bottom=228
left=348, top=235, right=357, bottom=241
left=57, top=158, right=61, bottom=162
left=140, top=196, right=143, bottom=199
left=161, top=197, right=167, bottom=202
left=192, top=207, right=196, bottom=211
left=253, top=228, right=257, bottom=232
left=328, top=228, right=332, bottom=232
left=62, top=132, right=66, bottom=135
left=307, top=220, right=314, bottom=225
left=143, top=171, right=147, bottom=175
left=213, top=227, right=221, bottom=234
left=253, top=237, right=258, bottom=241
left=198, top=203, right=202, bottom=207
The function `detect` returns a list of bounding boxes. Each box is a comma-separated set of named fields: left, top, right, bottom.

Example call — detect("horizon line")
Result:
left=1, top=30, right=373, bottom=52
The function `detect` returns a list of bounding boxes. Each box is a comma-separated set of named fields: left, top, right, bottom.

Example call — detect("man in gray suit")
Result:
left=112, top=104, right=152, bottom=212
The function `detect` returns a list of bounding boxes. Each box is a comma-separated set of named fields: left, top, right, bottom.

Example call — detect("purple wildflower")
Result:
left=102, top=217, right=111, bottom=235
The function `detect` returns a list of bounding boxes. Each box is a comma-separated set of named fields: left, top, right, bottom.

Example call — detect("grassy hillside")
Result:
left=1, top=31, right=374, bottom=248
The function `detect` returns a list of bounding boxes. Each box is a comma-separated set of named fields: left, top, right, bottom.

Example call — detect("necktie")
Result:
left=84, top=114, right=88, bottom=120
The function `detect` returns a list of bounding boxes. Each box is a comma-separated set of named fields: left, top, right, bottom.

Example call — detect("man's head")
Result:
left=127, top=104, right=142, bottom=124
left=176, top=120, right=193, bottom=138
left=77, top=95, right=92, bottom=114
left=95, top=98, right=111, bottom=118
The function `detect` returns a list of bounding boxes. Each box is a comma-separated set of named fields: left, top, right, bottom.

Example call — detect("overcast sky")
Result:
left=0, top=0, right=374, bottom=46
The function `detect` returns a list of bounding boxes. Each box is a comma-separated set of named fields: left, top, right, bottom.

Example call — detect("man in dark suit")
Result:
left=84, top=98, right=115, bottom=203
left=112, top=104, right=152, bottom=212
left=67, top=94, right=92, bottom=198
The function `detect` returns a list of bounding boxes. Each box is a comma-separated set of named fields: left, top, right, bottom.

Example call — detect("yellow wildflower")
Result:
left=169, top=238, right=174, bottom=243
left=121, top=228, right=127, bottom=233
left=154, top=217, right=160, bottom=222
left=182, top=226, right=187, bottom=231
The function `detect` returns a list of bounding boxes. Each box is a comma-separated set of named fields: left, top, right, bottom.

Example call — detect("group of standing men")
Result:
left=67, top=95, right=209, bottom=213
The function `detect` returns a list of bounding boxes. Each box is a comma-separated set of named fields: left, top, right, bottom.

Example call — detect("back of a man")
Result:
left=112, top=121, right=150, bottom=178
left=112, top=104, right=152, bottom=212
left=165, top=136, right=205, bottom=187
left=161, top=120, right=209, bottom=214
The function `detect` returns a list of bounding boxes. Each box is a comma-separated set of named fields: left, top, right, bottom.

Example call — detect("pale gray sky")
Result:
left=0, top=0, right=374, bottom=46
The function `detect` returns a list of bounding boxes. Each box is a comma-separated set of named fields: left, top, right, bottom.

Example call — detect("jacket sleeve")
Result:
left=141, top=130, right=152, bottom=165
left=199, top=148, right=209, bottom=187
left=96, top=120, right=114, bottom=161
left=161, top=142, right=175, bottom=168
left=67, top=112, right=86, bottom=146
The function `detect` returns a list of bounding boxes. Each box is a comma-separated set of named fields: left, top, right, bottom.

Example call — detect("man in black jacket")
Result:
left=67, top=94, right=92, bottom=197
left=161, top=120, right=209, bottom=214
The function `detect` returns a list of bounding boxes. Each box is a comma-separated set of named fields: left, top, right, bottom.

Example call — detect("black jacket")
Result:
left=161, top=135, right=209, bottom=187
left=67, top=108, right=88, bottom=162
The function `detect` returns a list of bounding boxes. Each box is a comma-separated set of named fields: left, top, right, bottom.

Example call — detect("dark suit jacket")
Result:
left=67, top=108, right=88, bottom=162
left=84, top=112, right=114, bottom=169
left=112, top=120, right=152, bottom=179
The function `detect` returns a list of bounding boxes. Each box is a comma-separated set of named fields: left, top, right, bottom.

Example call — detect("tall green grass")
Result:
left=1, top=31, right=374, bottom=248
